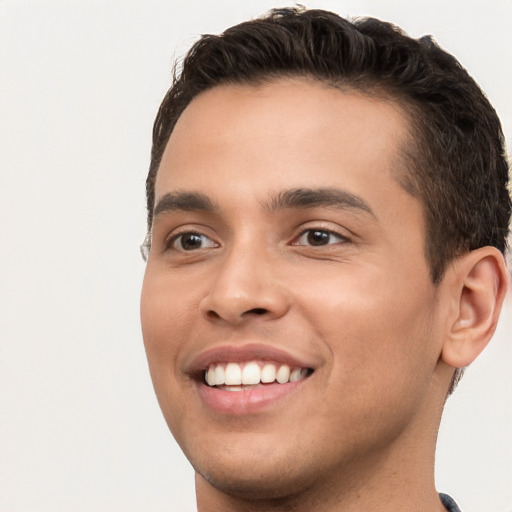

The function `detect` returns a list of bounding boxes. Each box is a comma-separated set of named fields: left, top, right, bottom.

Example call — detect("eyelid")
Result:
left=168, top=230, right=219, bottom=250
left=293, top=228, right=349, bottom=246
left=162, top=223, right=220, bottom=251
left=290, top=222, right=352, bottom=244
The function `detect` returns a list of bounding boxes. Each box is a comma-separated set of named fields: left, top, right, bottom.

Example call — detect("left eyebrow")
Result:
left=265, top=187, right=376, bottom=218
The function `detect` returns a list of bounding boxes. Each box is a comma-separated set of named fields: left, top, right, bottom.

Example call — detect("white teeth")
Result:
left=204, top=361, right=309, bottom=388
left=242, top=362, right=261, bottom=385
left=206, top=366, right=216, bottom=386
left=214, top=365, right=225, bottom=385
left=261, top=363, right=277, bottom=383
left=222, top=386, right=243, bottom=392
left=289, top=368, right=303, bottom=382
left=224, top=362, right=242, bottom=385
left=276, top=364, right=290, bottom=384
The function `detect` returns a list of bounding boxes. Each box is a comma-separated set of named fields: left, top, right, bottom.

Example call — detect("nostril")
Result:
left=204, top=308, right=268, bottom=321
left=246, top=308, right=268, bottom=316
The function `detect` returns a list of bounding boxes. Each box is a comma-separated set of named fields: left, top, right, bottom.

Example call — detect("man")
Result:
left=140, top=7, right=510, bottom=511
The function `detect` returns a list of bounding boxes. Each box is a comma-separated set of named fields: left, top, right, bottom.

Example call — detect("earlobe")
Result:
left=441, top=247, right=509, bottom=369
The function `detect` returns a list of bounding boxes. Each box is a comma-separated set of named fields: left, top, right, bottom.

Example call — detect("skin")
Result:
left=140, top=79, right=508, bottom=511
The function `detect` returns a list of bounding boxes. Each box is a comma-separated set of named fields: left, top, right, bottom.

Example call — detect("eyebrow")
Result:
left=153, top=191, right=218, bottom=218
left=153, top=187, right=375, bottom=220
left=266, top=187, right=375, bottom=217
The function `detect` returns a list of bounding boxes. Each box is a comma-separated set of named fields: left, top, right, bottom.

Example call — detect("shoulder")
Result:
left=439, top=493, right=462, bottom=512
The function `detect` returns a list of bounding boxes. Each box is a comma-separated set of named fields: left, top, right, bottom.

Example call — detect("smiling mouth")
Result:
left=203, top=360, right=313, bottom=391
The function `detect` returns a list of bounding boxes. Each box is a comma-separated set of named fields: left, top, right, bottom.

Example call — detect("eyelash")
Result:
left=292, top=228, right=350, bottom=247
left=167, top=231, right=218, bottom=251
left=165, top=227, right=349, bottom=253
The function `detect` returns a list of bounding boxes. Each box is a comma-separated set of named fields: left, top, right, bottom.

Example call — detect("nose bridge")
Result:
left=200, top=234, right=288, bottom=323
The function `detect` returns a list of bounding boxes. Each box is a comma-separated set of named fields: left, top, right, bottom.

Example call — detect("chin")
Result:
left=178, top=430, right=315, bottom=500
left=194, top=458, right=314, bottom=502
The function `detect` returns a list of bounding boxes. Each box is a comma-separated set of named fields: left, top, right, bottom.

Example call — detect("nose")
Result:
left=199, top=243, right=290, bottom=325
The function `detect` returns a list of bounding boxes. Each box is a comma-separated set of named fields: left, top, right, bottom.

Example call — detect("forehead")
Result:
left=155, top=78, right=413, bottom=210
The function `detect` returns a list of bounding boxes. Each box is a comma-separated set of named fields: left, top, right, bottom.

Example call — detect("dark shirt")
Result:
left=440, top=493, right=461, bottom=512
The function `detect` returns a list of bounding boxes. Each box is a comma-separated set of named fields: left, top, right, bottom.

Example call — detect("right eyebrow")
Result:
left=153, top=191, right=218, bottom=218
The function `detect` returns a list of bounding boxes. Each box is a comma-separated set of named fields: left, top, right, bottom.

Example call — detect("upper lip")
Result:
left=186, top=343, right=318, bottom=377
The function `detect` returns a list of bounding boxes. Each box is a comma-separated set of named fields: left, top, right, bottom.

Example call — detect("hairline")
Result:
left=147, top=73, right=438, bottom=278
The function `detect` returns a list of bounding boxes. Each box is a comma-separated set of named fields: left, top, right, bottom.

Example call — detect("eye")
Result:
left=170, top=232, right=218, bottom=251
left=293, top=229, right=347, bottom=247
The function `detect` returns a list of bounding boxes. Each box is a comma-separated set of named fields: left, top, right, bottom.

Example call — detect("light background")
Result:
left=0, top=1, right=510, bottom=511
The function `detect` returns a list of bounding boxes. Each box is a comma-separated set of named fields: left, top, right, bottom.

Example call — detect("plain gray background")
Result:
left=0, top=1, right=510, bottom=511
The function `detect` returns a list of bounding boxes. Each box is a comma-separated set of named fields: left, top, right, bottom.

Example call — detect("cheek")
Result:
left=140, top=270, right=196, bottom=396
left=297, top=267, right=439, bottom=397
left=141, top=266, right=197, bottom=346
left=140, top=274, right=199, bottom=438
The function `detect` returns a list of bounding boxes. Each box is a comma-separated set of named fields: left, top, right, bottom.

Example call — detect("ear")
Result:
left=441, top=246, right=510, bottom=369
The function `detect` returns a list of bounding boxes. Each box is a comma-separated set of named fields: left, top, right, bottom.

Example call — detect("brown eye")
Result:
left=295, top=229, right=347, bottom=247
left=171, top=232, right=218, bottom=251
left=307, top=230, right=330, bottom=246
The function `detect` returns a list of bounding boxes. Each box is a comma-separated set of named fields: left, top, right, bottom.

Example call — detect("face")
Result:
left=141, top=79, right=449, bottom=500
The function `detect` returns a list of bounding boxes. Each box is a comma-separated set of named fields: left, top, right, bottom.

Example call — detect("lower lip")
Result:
left=196, top=379, right=307, bottom=415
